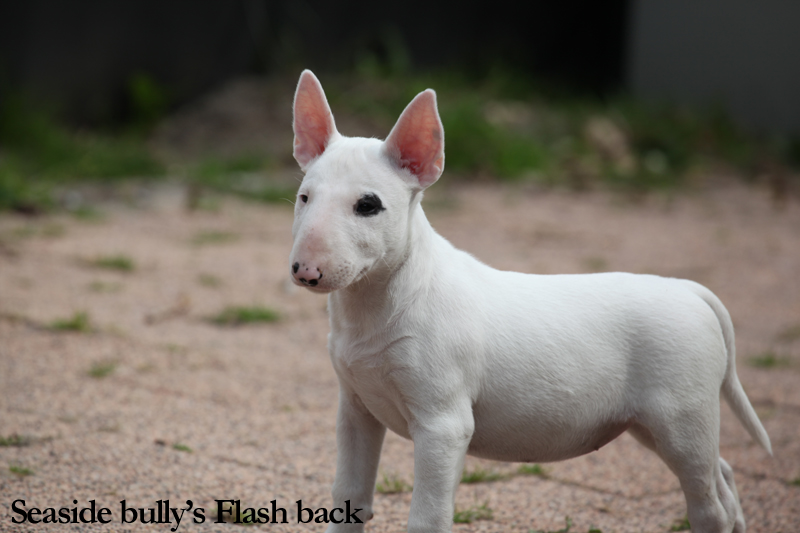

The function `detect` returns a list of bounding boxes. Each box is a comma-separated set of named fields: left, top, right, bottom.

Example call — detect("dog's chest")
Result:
left=329, top=333, right=413, bottom=440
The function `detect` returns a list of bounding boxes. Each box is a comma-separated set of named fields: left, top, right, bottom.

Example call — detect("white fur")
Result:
left=288, top=70, right=771, bottom=533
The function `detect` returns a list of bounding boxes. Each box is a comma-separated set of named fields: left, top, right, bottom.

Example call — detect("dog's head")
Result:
left=289, top=70, right=444, bottom=293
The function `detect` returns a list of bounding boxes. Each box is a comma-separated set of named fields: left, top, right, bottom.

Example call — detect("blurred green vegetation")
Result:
left=324, top=69, right=799, bottom=190
left=1, top=67, right=798, bottom=214
left=0, top=93, right=164, bottom=213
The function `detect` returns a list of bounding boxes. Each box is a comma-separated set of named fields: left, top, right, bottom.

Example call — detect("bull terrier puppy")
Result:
left=288, top=70, right=771, bottom=533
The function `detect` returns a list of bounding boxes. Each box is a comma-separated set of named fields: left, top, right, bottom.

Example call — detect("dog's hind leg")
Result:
left=633, top=404, right=739, bottom=533
left=719, top=457, right=746, bottom=532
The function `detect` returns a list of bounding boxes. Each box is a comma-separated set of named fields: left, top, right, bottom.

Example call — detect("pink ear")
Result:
left=293, top=70, right=338, bottom=170
left=383, top=89, right=445, bottom=188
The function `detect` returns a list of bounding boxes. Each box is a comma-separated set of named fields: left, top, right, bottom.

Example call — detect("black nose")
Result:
left=292, top=262, right=299, bottom=273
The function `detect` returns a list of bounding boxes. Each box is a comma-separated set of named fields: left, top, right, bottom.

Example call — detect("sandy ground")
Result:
left=1, top=180, right=799, bottom=533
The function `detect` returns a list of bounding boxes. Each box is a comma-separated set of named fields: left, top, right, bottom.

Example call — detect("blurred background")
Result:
left=1, top=0, right=799, bottom=212
left=2, top=3, right=800, bottom=530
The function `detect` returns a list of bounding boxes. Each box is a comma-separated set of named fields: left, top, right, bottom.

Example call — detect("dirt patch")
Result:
left=1, top=181, right=799, bottom=532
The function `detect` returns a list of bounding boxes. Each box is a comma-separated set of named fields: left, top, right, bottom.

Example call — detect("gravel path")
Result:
left=1, top=181, right=798, bottom=532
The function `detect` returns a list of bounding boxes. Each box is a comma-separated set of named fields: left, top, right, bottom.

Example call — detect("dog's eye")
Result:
left=355, top=194, right=384, bottom=217
left=299, top=194, right=308, bottom=203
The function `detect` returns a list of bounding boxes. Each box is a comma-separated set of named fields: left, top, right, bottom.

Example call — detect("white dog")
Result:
left=288, top=70, right=771, bottom=533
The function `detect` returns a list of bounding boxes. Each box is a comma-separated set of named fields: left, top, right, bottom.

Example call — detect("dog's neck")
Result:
left=328, top=200, right=439, bottom=334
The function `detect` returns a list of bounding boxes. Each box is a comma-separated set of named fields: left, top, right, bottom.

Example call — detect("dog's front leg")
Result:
left=326, top=386, right=386, bottom=533
left=407, top=407, right=474, bottom=533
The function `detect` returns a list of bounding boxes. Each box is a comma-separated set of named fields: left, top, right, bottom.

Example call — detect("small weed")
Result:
left=50, top=311, right=92, bottom=332
left=583, top=257, right=608, bottom=272
left=777, top=324, right=800, bottom=343
left=172, top=443, right=192, bottom=453
left=0, top=434, right=31, bottom=447
left=531, top=516, right=573, bottom=533
left=88, top=255, right=135, bottom=272
left=748, top=351, right=790, bottom=369
left=670, top=516, right=691, bottom=531
left=71, top=206, right=105, bottom=221
left=197, top=273, right=222, bottom=288
left=453, top=502, right=493, bottom=524
left=9, top=464, right=34, bottom=477
left=191, top=230, right=238, bottom=246
left=88, top=361, right=116, bottom=379
left=88, top=280, right=123, bottom=293
left=376, top=472, right=412, bottom=494
left=588, top=529, right=603, bottom=533
left=210, top=306, right=280, bottom=326
left=461, top=466, right=507, bottom=484
left=789, top=477, right=800, bottom=487
left=517, top=463, right=548, bottom=477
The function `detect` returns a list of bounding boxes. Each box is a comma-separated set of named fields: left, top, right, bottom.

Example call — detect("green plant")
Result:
left=453, top=502, right=493, bottom=524
left=210, top=306, right=280, bottom=326
left=789, top=477, right=800, bottom=487
left=517, top=463, right=547, bottom=477
left=748, top=351, right=790, bottom=369
left=9, top=464, right=34, bottom=477
left=88, top=281, right=123, bottom=293
left=172, top=443, right=192, bottom=453
left=191, top=231, right=239, bottom=246
left=375, top=472, right=412, bottom=494
left=0, top=94, right=164, bottom=213
left=670, top=516, right=691, bottom=531
left=50, top=311, right=92, bottom=332
left=0, top=434, right=30, bottom=447
left=127, top=72, right=170, bottom=132
left=88, top=361, right=116, bottom=378
left=461, top=466, right=507, bottom=484
left=197, top=273, right=222, bottom=287
left=88, top=255, right=135, bottom=272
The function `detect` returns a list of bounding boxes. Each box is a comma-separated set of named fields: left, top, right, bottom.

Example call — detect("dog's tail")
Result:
left=681, top=280, right=773, bottom=455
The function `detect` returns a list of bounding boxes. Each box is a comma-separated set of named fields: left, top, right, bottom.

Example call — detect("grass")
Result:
left=197, top=273, right=222, bottom=288
left=517, top=463, right=548, bottom=477
left=375, top=472, right=413, bottom=494
left=88, top=361, right=117, bottom=378
left=210, top=306, right=280, bottom=326
left=87, top=255, right=135, bottom=272
left=583, top=257, right=608, bottom=272
left=3, top=68, right=796, bottom=215
left=748, top=351, right=791, bottom=369
left=0, top=434, right=31, bottom=447
left=9, top=464, right=34, bottom=477
left=670, top=516, right=691, bottom=531
left=88, top=280, right=123, bottom=293
left=0, top=95, right=165, bottom=213
left=191, top=230, right=239, bottom=246
left=461, top=466, right=508, bottom=484
left=453, top=503, right=493, bottom=524
left=789, top=477, right=800, bottom=487
left=324, top=69, right=800, bottom=189
left=172, top=443, right=193, bottom=453
left=50, top=311, right=92, bottom=332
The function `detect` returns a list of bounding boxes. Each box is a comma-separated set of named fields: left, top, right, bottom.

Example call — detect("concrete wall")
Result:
left=627, top=0, right=800, bottom=134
